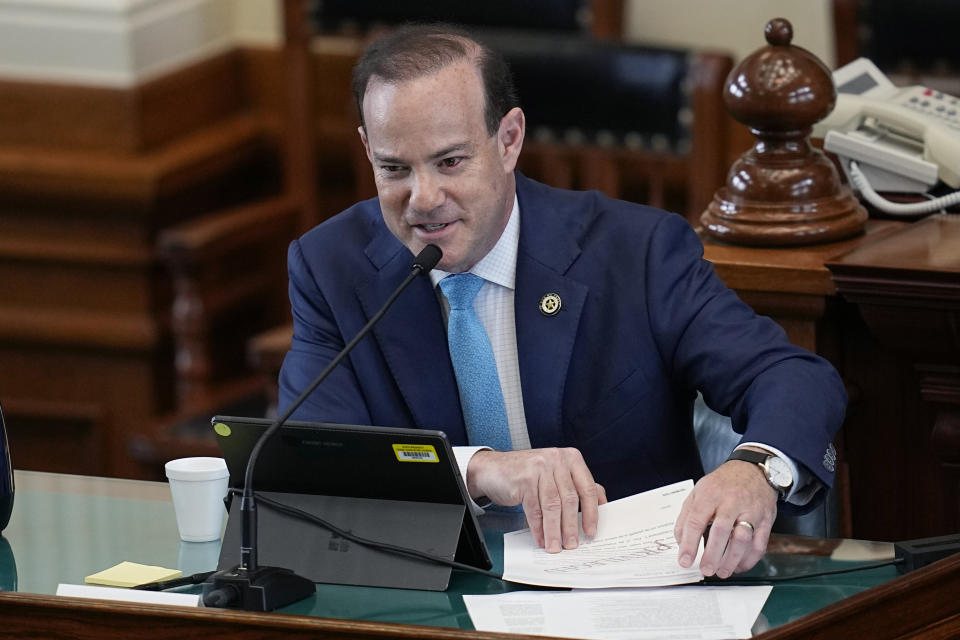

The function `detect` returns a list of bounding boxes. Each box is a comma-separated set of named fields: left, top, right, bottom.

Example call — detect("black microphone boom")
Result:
left=202, top=244, right=442, bottom=611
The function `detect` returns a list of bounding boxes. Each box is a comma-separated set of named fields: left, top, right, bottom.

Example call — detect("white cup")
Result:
left=165, top=457, right=229, bottom=542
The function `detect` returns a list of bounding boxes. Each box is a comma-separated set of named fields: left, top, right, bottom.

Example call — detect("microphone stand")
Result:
left=202, top=245, right=442, bottom=611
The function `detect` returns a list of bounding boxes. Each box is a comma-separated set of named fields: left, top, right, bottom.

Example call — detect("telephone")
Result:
left=812, top=57, right=960, bottom=216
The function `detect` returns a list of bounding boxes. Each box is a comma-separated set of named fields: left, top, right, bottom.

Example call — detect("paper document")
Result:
left=463, top=585, right=772, bottom=640
left=502, top=479, right=702, bottom=588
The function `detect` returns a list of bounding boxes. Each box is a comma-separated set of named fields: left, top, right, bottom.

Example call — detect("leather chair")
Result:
left=480, top=31, right=730, bottom=221
left=314, top=0, right=592, bottom=33
left=693, top=393, right=839, bottom=537
left=311, top=0, right=731, bottom=222
left=834, top=0, right=960, bottom=73
left=311, top=0, right=623, bottom=39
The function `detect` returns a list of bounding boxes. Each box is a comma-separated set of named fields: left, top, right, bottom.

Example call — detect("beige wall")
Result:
left=624, top=0, right=835, bottom=68
left=230, top=0, right=282, bottom=46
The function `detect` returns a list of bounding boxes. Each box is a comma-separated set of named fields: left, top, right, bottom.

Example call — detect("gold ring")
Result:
left=735, top=520, right=755, bottom=535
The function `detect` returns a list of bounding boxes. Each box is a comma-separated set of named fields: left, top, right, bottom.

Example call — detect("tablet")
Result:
left=211, top=415, right=492, bottom=590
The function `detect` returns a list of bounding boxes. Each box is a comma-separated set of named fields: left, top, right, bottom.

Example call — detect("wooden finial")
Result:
left=700, top=18, right=867, bottom=246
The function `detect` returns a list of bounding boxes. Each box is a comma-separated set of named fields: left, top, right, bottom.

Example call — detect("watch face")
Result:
left=765, top=456, right=793, bottom=489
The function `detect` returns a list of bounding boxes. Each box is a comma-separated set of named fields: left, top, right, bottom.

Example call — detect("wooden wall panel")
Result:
left=0, top=50, right=249, bottom=154
left=0, top=47, right=283, bottom=480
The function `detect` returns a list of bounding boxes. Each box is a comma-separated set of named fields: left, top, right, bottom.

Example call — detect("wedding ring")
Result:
left=735, top=520, right=755, bottom=535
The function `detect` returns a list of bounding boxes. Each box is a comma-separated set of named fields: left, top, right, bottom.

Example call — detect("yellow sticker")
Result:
left=214, top=422, right=232, bottom=437
left=392, top=444, right=439, bottom=463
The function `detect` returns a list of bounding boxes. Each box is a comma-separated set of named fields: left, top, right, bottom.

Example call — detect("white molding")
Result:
left=0, top=0, right=234, bottom=87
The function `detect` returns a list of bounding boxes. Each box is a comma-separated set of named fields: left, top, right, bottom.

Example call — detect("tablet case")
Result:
left=211, top=416, right=492, bottom=591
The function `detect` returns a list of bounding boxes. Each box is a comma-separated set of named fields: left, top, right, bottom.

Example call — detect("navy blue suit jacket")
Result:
left=279, top=174, right=846, bottom=502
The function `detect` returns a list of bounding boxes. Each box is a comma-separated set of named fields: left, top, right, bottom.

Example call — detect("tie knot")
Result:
left=439, top=273, right=485, bottom=310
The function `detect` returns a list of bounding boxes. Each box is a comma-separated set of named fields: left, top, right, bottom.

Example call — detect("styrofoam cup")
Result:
left=165, top=457, right=229, bottom=542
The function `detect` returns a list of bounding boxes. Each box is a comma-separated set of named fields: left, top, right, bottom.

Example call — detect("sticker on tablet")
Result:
left=392, top=444, right=439, bottom=463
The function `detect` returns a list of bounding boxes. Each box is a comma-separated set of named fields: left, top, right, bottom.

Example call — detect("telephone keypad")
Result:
left=900, top=86, right=960, bottom=130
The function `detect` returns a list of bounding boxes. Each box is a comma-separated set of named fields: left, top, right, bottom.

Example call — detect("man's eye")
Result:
left=440, top=157, right=463, bottom=168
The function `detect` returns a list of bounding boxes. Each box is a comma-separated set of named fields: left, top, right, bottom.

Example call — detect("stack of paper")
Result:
left=465, top=480, right=773, bottom=640
left=464, top=586, right=772, bottom=640
left=501, top=480, right=702, bottom=589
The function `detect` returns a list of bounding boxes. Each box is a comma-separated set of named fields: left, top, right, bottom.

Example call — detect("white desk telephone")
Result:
left=812, top=57, right=960, bottom=216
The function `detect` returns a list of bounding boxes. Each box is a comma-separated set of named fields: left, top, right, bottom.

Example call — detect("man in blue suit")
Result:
left=279, top=24, right=846, bottom=579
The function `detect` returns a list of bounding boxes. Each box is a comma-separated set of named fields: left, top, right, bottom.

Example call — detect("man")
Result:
left=279, top=24, right=845, bottom=580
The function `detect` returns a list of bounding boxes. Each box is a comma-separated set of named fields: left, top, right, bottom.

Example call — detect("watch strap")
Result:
left=726, top=448, right=789, bottom=498
left=726, top=449, right=768, bottom=466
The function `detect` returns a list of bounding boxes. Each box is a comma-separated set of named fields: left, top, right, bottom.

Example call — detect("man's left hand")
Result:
left=673, top=457, right=778, bottom=578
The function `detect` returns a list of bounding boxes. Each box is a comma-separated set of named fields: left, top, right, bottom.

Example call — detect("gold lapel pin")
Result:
left=539, top=292, right=562, bottom=316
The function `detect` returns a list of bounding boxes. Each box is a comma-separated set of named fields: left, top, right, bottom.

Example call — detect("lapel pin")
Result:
left=539, top=292, right=562, bottom=316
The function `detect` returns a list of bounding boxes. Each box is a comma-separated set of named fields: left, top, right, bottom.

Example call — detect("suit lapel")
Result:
left=356, top=237, right=466, bottom=443
left=514, top=175, right=589, bottom=448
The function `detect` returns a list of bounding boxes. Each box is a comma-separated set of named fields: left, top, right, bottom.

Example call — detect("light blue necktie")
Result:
left=439, top=274, right=513, bottom=451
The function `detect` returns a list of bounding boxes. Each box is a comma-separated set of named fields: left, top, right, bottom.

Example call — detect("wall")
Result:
left=230, top=0, right=281, bottom=47
left=624, top=0, right=836, bottom=67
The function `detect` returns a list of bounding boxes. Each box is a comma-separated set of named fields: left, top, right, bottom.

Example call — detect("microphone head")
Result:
left=413, top=244, right=442, bottom=274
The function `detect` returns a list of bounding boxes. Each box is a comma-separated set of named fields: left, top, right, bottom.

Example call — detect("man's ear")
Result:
left=358, top=126, right=373, bottom=163
left=498, top=107, right=525, bottom=172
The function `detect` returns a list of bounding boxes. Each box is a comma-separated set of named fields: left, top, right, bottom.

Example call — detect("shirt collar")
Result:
left=429, top=195, right=520, bottom=290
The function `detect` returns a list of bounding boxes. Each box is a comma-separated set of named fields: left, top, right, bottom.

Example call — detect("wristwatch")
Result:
left=727, top=449, right=794, bottom=499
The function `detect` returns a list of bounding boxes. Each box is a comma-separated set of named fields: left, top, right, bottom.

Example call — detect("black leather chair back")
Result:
left=313, top=0, right=590, bottom=33
left=480, top=31, right=692, bottom=153
left=859, top=0, right=960, bottom=73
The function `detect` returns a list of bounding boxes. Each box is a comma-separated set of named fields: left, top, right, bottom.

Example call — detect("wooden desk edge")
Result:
left=2, top=552, right=959, bottom=640
left=755, top=551, right=960, bottom=639
left=700, top=221, right=908, bottom=296
left=0, top=591, right=525, bottom=640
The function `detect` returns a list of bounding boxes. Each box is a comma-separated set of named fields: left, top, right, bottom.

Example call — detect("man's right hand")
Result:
left=466, top=448, right=606, bottom=553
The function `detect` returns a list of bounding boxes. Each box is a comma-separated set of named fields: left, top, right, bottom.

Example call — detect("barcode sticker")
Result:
left=392, top=444, right=439, bottom=463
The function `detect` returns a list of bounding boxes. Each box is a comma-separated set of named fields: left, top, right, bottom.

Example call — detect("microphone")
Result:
left=202, top=244, right=442, bottom=611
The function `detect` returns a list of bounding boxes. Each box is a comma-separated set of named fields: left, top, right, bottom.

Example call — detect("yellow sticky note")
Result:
left=84, top=562, right=182, bottom=588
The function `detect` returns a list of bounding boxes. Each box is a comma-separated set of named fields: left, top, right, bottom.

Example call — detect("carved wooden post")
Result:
left=701, top=18, right=867, bottom=246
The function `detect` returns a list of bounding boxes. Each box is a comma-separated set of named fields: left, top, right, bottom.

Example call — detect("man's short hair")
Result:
left=352, top=23, right=519, bottom=136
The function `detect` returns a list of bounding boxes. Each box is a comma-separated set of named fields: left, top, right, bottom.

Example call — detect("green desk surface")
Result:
left=0, top=471, right=900, bottom=635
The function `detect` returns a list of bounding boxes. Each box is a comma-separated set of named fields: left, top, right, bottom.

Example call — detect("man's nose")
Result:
left=410, top=171, right=444, bottom=212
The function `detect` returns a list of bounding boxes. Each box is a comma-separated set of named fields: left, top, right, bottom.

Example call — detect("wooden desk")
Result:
left=703, top=216, right=960, bottom=542
left=701, top=220, right=906, bottom=355
left=827, top=214, right=960, bottom=540
left=1, top=471, right=960, bottom=639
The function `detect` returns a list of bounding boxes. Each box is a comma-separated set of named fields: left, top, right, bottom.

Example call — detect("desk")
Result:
left=827, top=214, right=960, bottom=539
left=0, top=471, right=959, bottom=639
left=703, top=217, right=960, bottom=542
